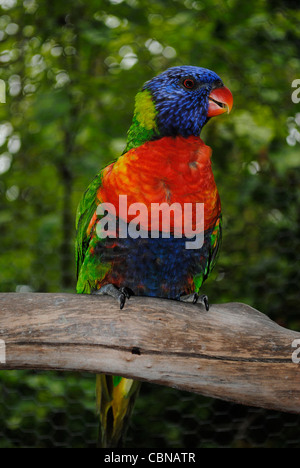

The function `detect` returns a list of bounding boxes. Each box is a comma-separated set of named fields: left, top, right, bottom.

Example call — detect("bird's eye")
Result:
left=183, top=79, right=195, bottom=89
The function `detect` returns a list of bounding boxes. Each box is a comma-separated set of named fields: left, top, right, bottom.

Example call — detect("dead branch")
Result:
left=0, top=293, right=299, bottom=413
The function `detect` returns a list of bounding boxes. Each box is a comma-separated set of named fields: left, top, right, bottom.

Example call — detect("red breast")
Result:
left=97, top=136, right=221, bottom=234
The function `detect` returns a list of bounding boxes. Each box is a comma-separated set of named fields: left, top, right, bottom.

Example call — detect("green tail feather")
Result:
left=96, top=374, right=141, bottom=448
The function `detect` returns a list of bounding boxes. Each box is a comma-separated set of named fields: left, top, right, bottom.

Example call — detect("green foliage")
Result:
left=0, top=0, right=299, bottom=448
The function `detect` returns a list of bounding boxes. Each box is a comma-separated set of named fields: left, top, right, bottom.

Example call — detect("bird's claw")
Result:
left=180, top=292, right=210, bottom=311
left=93, top=284, right=134, bottom=310
left=119, top=292, right=126, bottom=310
left=200, top=294, right=210, bottom=311
left=120, top=287, right=132, bottom=300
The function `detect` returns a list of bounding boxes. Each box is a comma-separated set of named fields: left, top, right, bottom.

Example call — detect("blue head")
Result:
left=143, top=65, right=233, bottom=138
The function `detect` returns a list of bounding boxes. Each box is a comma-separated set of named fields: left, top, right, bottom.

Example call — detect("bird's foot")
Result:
left=180, top=293, right=209, bottom=311
left=93, top=284, right=133, bottom=310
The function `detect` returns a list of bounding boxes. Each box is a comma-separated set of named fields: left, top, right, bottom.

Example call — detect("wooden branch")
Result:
left=0, top=293, right=300, bottom=414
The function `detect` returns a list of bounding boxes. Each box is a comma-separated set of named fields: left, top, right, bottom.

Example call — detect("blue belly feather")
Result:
left=94, top=226, right=214, bottom=299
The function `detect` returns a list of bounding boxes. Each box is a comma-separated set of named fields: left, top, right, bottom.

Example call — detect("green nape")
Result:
left=124, top=89, right=159, bottom=152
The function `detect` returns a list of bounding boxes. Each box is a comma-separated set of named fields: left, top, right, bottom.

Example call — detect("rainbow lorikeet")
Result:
left=76, top=66, right=233, bottom=447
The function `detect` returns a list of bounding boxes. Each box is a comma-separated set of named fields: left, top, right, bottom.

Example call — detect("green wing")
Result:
left=207, top=215, right=222, bottom=278
left=193, top=215, right=222, bottom=292
left=75, top=171, right=106, bottom=293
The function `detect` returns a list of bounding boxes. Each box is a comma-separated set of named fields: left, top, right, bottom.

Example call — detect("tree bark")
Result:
left=0, top=293, right=299, bottom=414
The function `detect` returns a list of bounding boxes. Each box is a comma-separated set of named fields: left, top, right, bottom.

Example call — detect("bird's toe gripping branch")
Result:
left=94, top=284, right=209, bottom=312
left=180, top=293, right=210, bottom=311
left=93, top=284, right=133, bottom=310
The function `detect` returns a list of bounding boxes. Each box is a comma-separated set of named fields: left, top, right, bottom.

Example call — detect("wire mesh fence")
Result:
left=1, top=371, right=300, bottom=448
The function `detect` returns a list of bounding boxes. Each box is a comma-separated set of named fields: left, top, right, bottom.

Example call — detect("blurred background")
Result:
left=0, top=0, right=300, bottom=448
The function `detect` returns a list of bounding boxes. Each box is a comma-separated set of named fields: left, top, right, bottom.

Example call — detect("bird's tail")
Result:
left=96, top=374, right=141, bottom=448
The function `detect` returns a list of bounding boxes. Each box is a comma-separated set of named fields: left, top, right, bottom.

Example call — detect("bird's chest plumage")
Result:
left=91, top=136, right=221, bottom=298
left=98, top=135, right=220, bottom=232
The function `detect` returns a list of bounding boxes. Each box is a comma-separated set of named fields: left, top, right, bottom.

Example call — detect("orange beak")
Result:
left=207, top=85, right=233, bottom=117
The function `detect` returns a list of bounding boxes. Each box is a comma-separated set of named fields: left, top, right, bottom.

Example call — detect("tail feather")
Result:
left=96, top=374, right=141, bottom=448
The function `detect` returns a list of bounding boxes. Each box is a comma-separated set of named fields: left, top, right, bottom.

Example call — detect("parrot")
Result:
left=75, top=65, right=233, bottom=447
